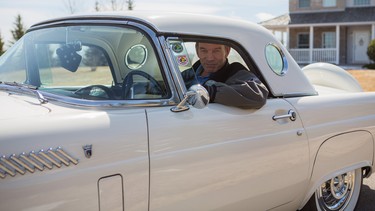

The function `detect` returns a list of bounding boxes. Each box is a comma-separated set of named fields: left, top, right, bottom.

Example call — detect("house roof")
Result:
left=259, top=7, right=375, bottom=27
left=289, top=7, right=375, bottom=25
left=258, top=14, right=290, bottom=26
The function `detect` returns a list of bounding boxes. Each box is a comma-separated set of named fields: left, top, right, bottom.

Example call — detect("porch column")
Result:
left=309, top=26, right=314, bottom=63
left=372, top=24, right=375, bottom=40
left=284, top=30, right=288, bottom=47
left=336, top=25, right=340, bottom=64
left=286, top=27, right=290, bottom=49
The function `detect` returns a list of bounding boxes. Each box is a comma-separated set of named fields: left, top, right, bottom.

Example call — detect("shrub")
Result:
left=367, top=39, right=375, bottom=62
left=363, top=63, right=375, bottom=69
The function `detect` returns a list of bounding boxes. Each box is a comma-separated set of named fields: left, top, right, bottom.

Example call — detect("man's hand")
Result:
left=203, top=80, right=217, bottom=102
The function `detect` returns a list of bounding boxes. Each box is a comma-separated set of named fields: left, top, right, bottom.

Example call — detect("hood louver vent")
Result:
left=0, top=147, right=78, bottom=179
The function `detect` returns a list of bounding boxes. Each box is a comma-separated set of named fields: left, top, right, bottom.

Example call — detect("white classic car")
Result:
left=0, top=12, right=374, bottom=211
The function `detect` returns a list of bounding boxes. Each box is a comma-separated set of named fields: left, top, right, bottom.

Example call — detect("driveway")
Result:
left=356, top=174, right=375, bottom=210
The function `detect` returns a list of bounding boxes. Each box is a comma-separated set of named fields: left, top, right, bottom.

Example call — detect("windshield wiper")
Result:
left=0, top=81, right=48, bottom=104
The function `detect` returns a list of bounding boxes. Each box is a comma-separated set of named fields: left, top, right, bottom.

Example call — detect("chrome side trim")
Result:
left=10, top=155, right=35, bottom=173
left=48, top=149, right=70, bottom=166
left=30, top=151, right=53, bottom=169
left=39, top=149, right=61, bottom=168
left=20, top=153, right=44, bottom=171
left=1, top=156, right=25, bottom=175
left=0, top=147, right=78, bottom=179
left=56, top=147, right=79, bottom=165
left=0, top=162, right=16, bottom=177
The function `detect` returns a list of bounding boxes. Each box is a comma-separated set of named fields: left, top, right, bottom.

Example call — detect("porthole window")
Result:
left=265, top=43, right=288, bottom=76
left=125, top=44, right=148, bottom=70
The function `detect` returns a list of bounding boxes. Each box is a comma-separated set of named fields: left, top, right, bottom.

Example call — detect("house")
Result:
left=260, top=0, right=375, bottom=65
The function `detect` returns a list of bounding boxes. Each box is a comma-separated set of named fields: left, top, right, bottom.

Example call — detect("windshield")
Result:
left=0, top=25, right=169, bottom=101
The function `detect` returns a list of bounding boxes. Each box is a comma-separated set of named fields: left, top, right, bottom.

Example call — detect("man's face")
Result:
left=196, top=43, right=230, bottom=75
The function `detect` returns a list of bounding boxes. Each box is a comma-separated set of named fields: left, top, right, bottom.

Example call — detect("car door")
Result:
left=147, top=98, right=309, bottom=211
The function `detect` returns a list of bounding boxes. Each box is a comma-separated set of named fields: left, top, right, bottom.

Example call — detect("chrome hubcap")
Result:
left=317, top=171, right=355, bottom=210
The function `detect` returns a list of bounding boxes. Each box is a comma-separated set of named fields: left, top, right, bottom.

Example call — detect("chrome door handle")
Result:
left=272, top=109, right=297, bottom=121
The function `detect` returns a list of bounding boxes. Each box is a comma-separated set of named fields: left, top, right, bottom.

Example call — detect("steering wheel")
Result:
left=122, top=70, right=165, bottom=99
left=74, top=85, right=115, bottom=100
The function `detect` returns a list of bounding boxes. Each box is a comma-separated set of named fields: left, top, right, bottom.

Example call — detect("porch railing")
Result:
left=289, top=48, right=337, bottom=64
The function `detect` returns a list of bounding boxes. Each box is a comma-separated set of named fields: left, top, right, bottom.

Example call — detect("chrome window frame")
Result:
left=23, top=19, right=180, bottom=108
left=265, top=43, right=288, bottom=76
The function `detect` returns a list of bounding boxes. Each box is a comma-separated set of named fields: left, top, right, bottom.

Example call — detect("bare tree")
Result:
left=95, top=0, right=100, bottom=11
left=126, top=0, right=135, bottom=10
left=95, top=0, right=135, bottom=11
left=111, top=0, right=125, bottom=11
left=63, top=0, right=79, bottom=14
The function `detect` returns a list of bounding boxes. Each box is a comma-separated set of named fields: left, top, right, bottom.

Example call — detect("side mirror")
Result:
left=170, top=85, right=209, bottom=112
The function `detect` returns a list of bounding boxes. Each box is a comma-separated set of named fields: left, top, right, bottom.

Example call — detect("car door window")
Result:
left=166, top=38, right=270, bottom=109
left=168, top=40, right=249, bottom=73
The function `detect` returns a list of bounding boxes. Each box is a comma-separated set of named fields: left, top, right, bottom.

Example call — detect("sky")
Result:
left=0, top=0, right=288, bottom=47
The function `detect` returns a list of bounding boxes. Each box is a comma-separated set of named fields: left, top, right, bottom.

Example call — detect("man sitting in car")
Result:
left=182, top=42, right=269, bottom=109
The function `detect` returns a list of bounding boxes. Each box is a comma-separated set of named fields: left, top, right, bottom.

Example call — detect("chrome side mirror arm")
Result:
left=170, top=85, right=210, bottom=112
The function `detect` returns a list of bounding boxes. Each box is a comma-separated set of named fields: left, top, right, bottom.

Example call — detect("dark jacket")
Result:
left=181, top=60, right=269, bottom=109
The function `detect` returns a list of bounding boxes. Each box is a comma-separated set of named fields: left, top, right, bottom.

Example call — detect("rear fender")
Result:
left=302, top=62, right=363, bottom=92
left=299, top=130, right=374, bottom=209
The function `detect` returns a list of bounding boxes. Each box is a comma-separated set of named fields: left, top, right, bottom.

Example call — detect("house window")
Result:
left=299, top=0, right=310, bottom=8
left=322, top=32, right=336, bottom=48
left=298, top=33, right=310, bottom=48
left=354, top=0, right=370, bottom=5
left=323, top=0, right=336, bottom=7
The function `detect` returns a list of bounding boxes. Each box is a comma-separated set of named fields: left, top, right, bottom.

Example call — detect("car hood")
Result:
left=0, top=91, right=51, bottom=120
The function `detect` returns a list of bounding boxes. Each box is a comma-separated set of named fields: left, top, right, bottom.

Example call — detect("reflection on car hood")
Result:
left=0, top=91, right=50, bottom=120
left=313, top=85, right=354, bottom=95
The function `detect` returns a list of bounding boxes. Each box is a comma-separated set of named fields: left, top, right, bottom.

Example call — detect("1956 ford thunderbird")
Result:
left=0, top=12, right=374, bottom=211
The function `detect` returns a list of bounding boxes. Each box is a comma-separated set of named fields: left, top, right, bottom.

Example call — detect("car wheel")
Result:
left=303, top=168, right=362, bottom=211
